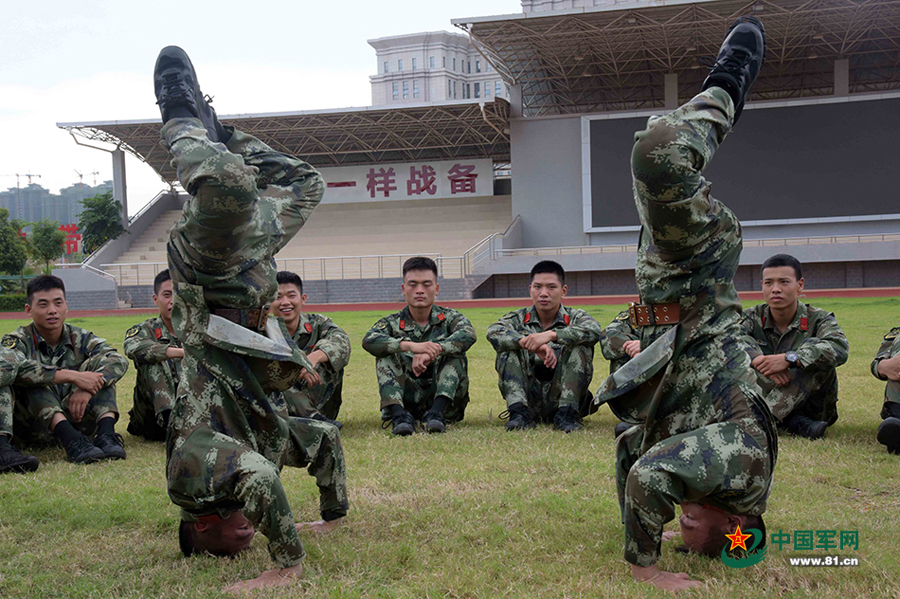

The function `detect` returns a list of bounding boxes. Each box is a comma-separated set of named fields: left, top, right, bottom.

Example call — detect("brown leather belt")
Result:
left=629, top=302, right=680, bottom=327
left=212, top=305, right=270, bottom=331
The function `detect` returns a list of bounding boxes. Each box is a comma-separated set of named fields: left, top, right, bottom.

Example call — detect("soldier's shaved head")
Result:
left=179, top=512, right=255, bottom=558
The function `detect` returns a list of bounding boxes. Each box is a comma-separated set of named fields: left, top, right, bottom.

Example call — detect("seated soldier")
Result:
left=3, top=275, right=128, bottom=464
left=154, top=46, right=347, bottom=592
left=872, top=326, right=900, bottom=454
left=362, top=256, right=476, bottom=435
left=740, top=254, right=849, bottom=439
left=0, top=348, right=39, bottom=473
left=123, top=269, right=183, bottom=441
left=270, top=271, right=350, bottom=427
left=600, top=310, right=641, bottom=437
left=487, top=260, right=601, bottom=433
left=591, top=17, right=776, bottom=591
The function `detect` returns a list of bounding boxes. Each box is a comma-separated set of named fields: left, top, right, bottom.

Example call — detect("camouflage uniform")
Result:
left=872, top=326, right=900, bottom=419
left=600, top=310, right=640, bottom=375
left=486, top=305, right=601, bottom=422
left=2, top=323, right=128, bottom=445
left=362, top=305, right=475, bottom=422
left=123, top=316, right=183, bottom=440
left=740, top=302, right=849, bottom=424
left=596, top=89, right=777, bottom=567
left=0, top=348, right=21, bottom=438
left=280, top=313, right=351, bottom=420
left=162, top=118, right=346, bottom=569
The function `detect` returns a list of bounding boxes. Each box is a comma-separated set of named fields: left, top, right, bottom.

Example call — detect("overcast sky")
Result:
left=1, top=0, right=519, bottom=217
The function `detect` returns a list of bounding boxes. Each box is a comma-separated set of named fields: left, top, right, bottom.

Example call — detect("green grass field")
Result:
left=0, top=297, right=898, bottom=598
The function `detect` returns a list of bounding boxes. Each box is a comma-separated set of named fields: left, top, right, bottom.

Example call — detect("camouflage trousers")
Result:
left=495, top=344, right=597, bottom=422
left=127, top=361, right=177, bottom=441
left=757, top=367, right=839, bottom=425
left=615, top=416, right=775, bottom=566
left=0, top=386, right=12, bottom=437
left=376, top=354, right=469, bottom=422
left=284, top=366, right=344, bottom=421
left=285, top=417, right=349, bottom=521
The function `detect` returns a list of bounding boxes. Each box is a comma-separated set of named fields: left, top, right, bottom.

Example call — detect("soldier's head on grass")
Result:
left=153, top=269, right=174, bottom=323
left=272, top=271, right=307, bottom=333
left=677, top=502, right=766, bottom=559
left=761, top=254, right=804, bottom=311
left=402, top=257, right=439, bottom=311
left=529, top=260, right=567, bottom=317
left=179, top=511, right=256, bottom=559
left=25, top=275, right=68, bottom=339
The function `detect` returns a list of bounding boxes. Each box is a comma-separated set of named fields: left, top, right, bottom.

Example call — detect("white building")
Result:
left=368, top=31, right=509, bottom=105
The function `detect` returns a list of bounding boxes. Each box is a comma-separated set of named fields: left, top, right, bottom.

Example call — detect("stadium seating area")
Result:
left=102, top=195, right=513, bottom=286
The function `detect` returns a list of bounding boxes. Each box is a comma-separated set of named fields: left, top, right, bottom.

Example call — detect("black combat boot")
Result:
left=501, top=402, right=534, bottom=431
left=64, top=435, right=105, bottom=464
left=94, top=432, right=127, bottom=460
left=554, top=406, right=583, bottom=434
left=701, top=16, right=766, bottom=125
left=422, top=410, right=446, bottom=433
left=153, top=46, right=230, bottom=143
left=0, top=436, right=39, bottom=474
left=784, top=413, right=828, bottom=440
left=614, top=421, right=631, bottom=438
left=877, top=417, right=900, bottom=454
left=390, top=412, right=415, bottom=436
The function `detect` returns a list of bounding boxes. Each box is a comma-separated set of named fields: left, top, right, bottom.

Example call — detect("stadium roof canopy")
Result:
left=58, top=99, right=510, bottom=184
left=453, top=0, right=900, bottom=116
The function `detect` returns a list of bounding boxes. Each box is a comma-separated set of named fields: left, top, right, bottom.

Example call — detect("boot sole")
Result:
left=0, top=460, right=39, bottom=474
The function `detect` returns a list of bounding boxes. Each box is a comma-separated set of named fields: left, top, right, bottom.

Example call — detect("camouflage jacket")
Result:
left=599, top=310, right=640, bottom=365
left=362, top=305, right=476, bottom=358
left=2, top=323, right=128, bottom=388
left=873, top=326, right=900, bottom=404
left=486, top=305, right=602, bottom=353
left=740, top=302, right=849, bottom=371
left=123, top=316, right=183, bottom=411
left=0, top=347, right=21, bottom=387
left=289, top=313, right=351, bottom=372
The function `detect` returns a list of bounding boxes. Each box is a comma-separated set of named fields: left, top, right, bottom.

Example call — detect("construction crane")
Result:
left=91, top=170, right=100, bottom=186
left=74, top=170, right=84, bottom=187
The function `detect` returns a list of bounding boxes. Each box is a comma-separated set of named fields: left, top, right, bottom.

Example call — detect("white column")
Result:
left=112, top=149, right=128, bottom=230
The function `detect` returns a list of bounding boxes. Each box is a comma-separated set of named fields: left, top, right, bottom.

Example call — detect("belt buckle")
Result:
left=628, top=303, right=640, bottom=328
left=257, top=304, right=270, bottom=331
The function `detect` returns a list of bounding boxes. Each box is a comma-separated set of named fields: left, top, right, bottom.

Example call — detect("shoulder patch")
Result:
left=885, top=327, right=900, bottom=341
left=125, top=325, right=141, bottom=339
left=614, top=311, right=629, bottom=322
left=375, top=320, right=389, bottom=331
left=1, top=336, right=16, bottom=349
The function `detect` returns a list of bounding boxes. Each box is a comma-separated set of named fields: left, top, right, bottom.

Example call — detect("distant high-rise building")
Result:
left=368, top=31, right=509, bottom=105
left=0, top=181, right=112, bottom=224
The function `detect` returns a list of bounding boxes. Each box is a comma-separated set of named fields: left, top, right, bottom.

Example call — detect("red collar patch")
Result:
left=800, top=317, right=808, bottom=331
left=305, top=322, right=313, bottom=333
left=524, top=312, right=531, bottom=324
left=154, top=328, right=162, bottom=340
left=563, top=314, right=570, bottom=326
left=399, top=319, right=406, bottom=330
left=437, top=312, right=445, bottom=322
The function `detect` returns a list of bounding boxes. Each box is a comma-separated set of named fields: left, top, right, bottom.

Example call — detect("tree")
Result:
left=30, top=219, right=66, bottom=274
left=0, top=208, right=27, bottom=284
left=78, top=191, right=124, bottom=255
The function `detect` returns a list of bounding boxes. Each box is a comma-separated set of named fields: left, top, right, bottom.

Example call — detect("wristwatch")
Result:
left=785, top=351, right=800, bottom=368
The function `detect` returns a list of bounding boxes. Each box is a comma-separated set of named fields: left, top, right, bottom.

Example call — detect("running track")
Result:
left=1, top=287, right=896, bottom=320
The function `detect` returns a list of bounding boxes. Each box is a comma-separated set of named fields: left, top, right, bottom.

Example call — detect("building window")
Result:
left=452, top=80, right=457, bottom=98
left=468, top=61, right=471, bottom=73
left=476, top=59, right=481, bottom=73
left=413, top=80, right=419, bottom=98
left=443, top=56, right=447, bottom=68
left=485, top=83, right=491, bottom=97
left=474, top=82, right=480, bottom=98
left=430, top=56, right=434, bottom=69
left=453, top=57, right=456, bottom=71
left=383, top=61, right=388, bottom=73
left=448, top=80, right=452, bottom=99
left=495, top=81, right=501, bottom=96
left=403, top=80, right=409, bottom=99
left=412, top=57, right=417, bottom=70
left=393, top=82, right=399, bottom=101
left=466, top=83, right=471, bottom=99
left=486, top=62, right=491, bottom=73
left=505, top=84, right=510, bottom=97
left=398, top=59, right=403, bottom=71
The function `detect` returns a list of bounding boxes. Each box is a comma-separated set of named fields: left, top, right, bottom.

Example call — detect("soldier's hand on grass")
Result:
left=878, top=355, right=900, bottom=381
left=296, top=517, right=343, bottom=535
left=536, top=344, right=557, bottom=369
left=752, top=354, right=790, bottom=377
left=623, top=340, right=642, bottom=358
left=69, top=389, right=93, bottom=422
left=298, top=368, right=321, bottom=387
left=224, top=563, right=303, bottom=593
left=412, top=353, right=433, bottom=376
left=662, top=530, right=681, bottom=542
left=520, top=331, right=556, bottom=352
left=769, top=370, right=792, bottom=387
left=631, top=564, right=703, bottom=592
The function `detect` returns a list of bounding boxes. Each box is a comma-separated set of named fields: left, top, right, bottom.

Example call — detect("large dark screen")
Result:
left=589, top=97, right=900, bottom=228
